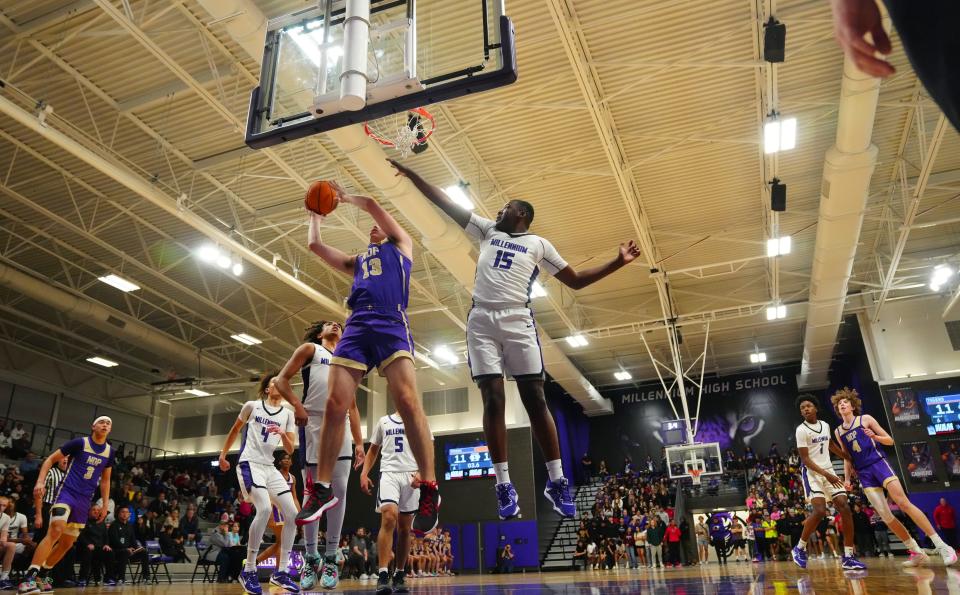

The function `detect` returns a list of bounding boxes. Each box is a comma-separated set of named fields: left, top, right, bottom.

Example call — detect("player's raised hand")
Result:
left=618, top=240, right=641, bottom=265
left=33, top=482, right=45, bottom=501
left=360, top=474, right=375, bottom=496
left=387, top=158, right=411, bottom=178
left=354, top=445, right=365, bottom=470
left=828, top=0, right=894, bottom=78
left=266, top=424, right=283, bottom=435
left=219, top=455, right=231, bottom=472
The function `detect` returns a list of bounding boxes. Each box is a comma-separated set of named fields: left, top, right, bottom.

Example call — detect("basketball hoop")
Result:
left=364, top=107, right=436, bottom=157
left=689, top=469, right=702, bottom=486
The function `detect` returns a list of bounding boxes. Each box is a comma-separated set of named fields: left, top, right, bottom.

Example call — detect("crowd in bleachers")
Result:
left=570, top=444, right=928, bottom=570
left=0, top=435, right=454, bottom=588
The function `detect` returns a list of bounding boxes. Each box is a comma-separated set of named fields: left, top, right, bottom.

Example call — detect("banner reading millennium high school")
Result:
left=588, top=366, right=804, bottom=465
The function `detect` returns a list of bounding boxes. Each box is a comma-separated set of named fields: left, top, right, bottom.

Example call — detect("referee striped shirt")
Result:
left=43, top=467, right=66, bottom=505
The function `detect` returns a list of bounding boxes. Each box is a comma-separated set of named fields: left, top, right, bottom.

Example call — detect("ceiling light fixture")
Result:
left=930, top=264, right=954, bottom=291
left=766, top=304, right=787, bottom=320
left=231, top=333, right=262, bottom=346
left=443, top=184, right=475, bottom=210
left=184, top=388, right=212, bottom=397
left=614, top=370, right=632, bottom=381
left=764, top=115, right=796, bottom=154
left=87, top=356, right=119, bottom=368
left=750, top=352, right=767, bottom=364
left=565, top=334, right=589, bottom=347
left=433, top=345, right=459, bottom=365
left=98, top=274, right=140, bottom=292
left=766, top=236, right=791, bottom=257
left=529, top=281, right=547, bottom=298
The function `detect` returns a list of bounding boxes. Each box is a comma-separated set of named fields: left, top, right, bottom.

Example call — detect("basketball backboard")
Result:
left=665, top=442, right=723, bottom=480
left=245, top=0, right=517, bottom=149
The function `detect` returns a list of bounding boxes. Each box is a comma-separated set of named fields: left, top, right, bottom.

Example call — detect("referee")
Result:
left=33, top=456, right=68, bottom=542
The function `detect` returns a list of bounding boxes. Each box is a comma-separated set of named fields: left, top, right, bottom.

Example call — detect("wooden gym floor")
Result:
left=55, top=559, right=960, bottom=593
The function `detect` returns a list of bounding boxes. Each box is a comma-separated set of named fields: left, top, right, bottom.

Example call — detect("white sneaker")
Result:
left=940, top=546, right=958, bottom=566
left=818, top=554, right=825, bottom=560
left=903, top=550, right=931, bottom=568
left=360, top=573, right=370, bottom=580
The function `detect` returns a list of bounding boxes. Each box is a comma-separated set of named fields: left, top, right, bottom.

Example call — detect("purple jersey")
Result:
left=347, top=241, right=411, bottom=311
left=837, top=416, right=884, bottom=470
left=56, top=437, right=112, bottom=504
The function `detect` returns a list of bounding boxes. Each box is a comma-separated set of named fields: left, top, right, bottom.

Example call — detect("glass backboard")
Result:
left=665, top=442, right=723, bottom=480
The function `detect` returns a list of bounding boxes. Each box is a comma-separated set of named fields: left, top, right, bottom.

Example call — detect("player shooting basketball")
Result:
left=389, top=159, right=641, bottom=520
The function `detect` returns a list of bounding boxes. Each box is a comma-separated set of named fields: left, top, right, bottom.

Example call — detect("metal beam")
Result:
left=116, top=62, right=235, bottom=113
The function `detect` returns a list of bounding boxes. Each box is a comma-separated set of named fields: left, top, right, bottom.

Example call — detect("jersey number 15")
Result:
left=492, top=250, right=514, bottom=270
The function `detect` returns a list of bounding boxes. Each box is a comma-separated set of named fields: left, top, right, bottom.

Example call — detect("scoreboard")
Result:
left=661, top=419, right=694, bottom=445
left=924, top=393, right=960, bottom=436
left=445, top=443, right=494, bottom=480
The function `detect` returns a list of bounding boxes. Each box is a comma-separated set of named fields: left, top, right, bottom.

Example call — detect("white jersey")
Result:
left=371, top=414, right=426, bottom=473
left=238, top=399, right=295, bottom=466
left=465, top=213, right=568, bottom=308
left=795, top=420, right=833, bottom=470
left=302, top=343, right=334, bottom=415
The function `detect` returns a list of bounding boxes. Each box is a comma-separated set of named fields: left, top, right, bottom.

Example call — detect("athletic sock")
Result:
left=317, top=481, right=331, bottom=490
left=905, top=538, right=921, bottom=553
left=379, top=567, right=389, bottom=575
left=245, top=557, right=257, bottom=572
left=546, top=459, right=564, bottom=483
left=844, top=546, right=854, bottom=557
left=0, top=571, right=8, bottom=580
left=494, top=462, right=511, bottom=485
left=797, top=539, right=806, bottom=550
left=26, top=566, right=39, bottom=580
left=930, top=534, right=949, bottom=549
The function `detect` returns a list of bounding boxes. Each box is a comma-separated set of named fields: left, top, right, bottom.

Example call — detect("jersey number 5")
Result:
left=362, top=257, right=382, bottom=279
left=492, top=250, right=514, bottom=270
left=395, top=436, right=404, bottom=452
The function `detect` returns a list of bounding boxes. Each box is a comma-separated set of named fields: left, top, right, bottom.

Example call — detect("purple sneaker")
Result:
left=791, top=546, right=808, bottom=569
left=543, top=478, right=576, bottom=517
left=239, top=570, right=262, bottom=595
left=496, top=482, right=520, bottom=520
left=841, top=555, right=866, bottom=570
left=269, top=571, right=300, bottom=594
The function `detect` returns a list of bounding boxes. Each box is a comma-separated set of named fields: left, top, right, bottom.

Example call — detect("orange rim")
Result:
left=363, top=107, right=436, bottom=147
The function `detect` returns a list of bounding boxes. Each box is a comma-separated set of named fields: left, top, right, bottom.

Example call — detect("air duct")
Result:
left=194, top=0, right=613, bottom=414
left=0, top=260, right=246, bottom=378
left=798, top=56, right=881, bottom=389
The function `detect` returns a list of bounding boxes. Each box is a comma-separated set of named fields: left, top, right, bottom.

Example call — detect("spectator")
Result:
left=695, top=516, right=709, bottom=564
left=106, top=506, right=147, bottom=584
left=0, top=432, right=10, bottom=455
left=665, top=519, right=681, bottom=568
left=0, top=496, right=16, bottom=589
left=633, top=526, right=646, bottom=568
left=598, top=460, right=609, bottom=477
left=871, top=505, right=892, bottom=558
left=148, top=492, right=170, bottom=518
left=77, top=505, right=108, bottom=586
left=586, top=539, right=598, bottom=570
left=743, top=517, right=756, bottom=562
left=348, top=527, right=369, bottom=580
left=646, top=516, right=664, bottom=569
left=730, top=516, right=746, bottom=562
left=94, top=495, right=116, bottom=525
left=204, top=520, right=237, bottom=583
left=180, top=506, right=200, bottom=545
left=852, top=503, right=872, bottom=557
left=501, top=543, right=515, bottom=573
left=761, top=512, right=777, bottom=561
left=159, top=524, right=189, bottom=563
left=18, top=452, right=40, bottom=480
left=5, top=498, right=34, bottom=564
left=581, top=453, right=593, bottom=483
left=935, top=498, right=958, bottom=549
left=572, top=540, right=587, bottom=570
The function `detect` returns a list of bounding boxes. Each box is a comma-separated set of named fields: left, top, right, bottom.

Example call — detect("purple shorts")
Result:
left=857, top=458, right=898, bottom=490
left=332, top=310, right=414, bottom=375
left=53, top=489, right=91, bottom=527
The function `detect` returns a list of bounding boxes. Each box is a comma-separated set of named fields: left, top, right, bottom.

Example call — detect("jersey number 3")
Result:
left=83, top=465, right=95, bottom=480
left=362, top=257, right=382, bottom=279
left=492, top=250, right=514, bottom=270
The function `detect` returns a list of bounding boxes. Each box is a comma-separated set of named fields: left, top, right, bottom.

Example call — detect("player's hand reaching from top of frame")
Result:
left=828, top=0, right=894, bottom=78
left=617, top=240, right=642, bottom=265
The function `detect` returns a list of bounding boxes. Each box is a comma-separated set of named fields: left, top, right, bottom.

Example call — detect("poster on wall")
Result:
left=940, top=439, right=960, bottom=481
left=884, top=387, right=921, bottom=427
left=904, top=441, right=936, bottom=483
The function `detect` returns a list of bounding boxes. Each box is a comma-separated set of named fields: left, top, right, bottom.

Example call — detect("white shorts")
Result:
left=467, top=306, right=544, bottom=380
left=801, top=467, right=846, bottom=502
left=299, top=412, right=352, bottom=468
left=236, top=461, right=293, bottom=503
left=376, top=471, right=420, bottom=515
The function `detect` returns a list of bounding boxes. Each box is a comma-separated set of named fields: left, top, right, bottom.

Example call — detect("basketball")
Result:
left=305, top=180, right=338, bottom=215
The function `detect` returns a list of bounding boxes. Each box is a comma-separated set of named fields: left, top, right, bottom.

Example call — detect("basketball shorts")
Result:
left=298, top=412, right=352, bottom=468
left=333, top=310, right=414, bottom=375
left=467, top=306, right=544, bottom=380
left=376, top=470, right=420, bottom=514
left=52, top=489, right=94, bottom=536
left=237, top=461, right=293, bottom=503
left=856, top=458, right=898, bottom=490
left=801, top=467, right=846, bottom=501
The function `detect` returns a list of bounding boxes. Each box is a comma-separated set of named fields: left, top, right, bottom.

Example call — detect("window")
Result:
left=422, top=387, right=469, bottom=416
left=172, top=415, right=207, bottom=439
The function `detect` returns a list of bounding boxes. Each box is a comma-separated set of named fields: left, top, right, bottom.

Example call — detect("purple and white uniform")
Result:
left=52, top=437, right=113, bottom=533
left=271, top=472, right=296, bottom=524
left=332, top=241, right=414, bottom=375
left=836, top=416, right=898, bottom=490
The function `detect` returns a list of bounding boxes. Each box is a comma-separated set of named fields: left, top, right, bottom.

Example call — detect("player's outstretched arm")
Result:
left=33, top=449, right=66, bottom=502
left=337, top=188, right=414, bottom=260
left=307, top=211, right=355, bottom=274
left=276, top=343, right=316, bottom=426
left=348, top=401, right=364, bottom=469
left=861, top=415, right=894, bottom=446
left=218, top=408, right=249, bottom=471
left=554, top=240, right=642, bottom=290
left=387, top=159, right=471, bottom=229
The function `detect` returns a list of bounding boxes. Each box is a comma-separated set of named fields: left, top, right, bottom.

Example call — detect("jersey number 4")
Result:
left=492, top=250, right=514, bottom=270
left=260, top=427, right=272, bottom=442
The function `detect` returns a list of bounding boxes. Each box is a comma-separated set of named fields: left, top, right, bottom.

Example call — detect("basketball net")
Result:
left=364, top=107, right=436, bottom=158
left=689, top=468, right=702, bottom=486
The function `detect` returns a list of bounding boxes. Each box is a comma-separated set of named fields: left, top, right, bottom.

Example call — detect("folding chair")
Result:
left=145, top=540, right=173, bottom=584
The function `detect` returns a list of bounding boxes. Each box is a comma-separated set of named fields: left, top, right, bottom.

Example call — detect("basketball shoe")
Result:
left=938, top=545, right=958, bottom=566
left=791, top=545, right=807, bottom=569
left=841, top=555, right=866, bottom=570
left=413, top=481, right=440, bottom=536
left=496, top=482, right=520, bottom=519
left=300, top=553, right=320, bottom=590
left=903, top=549, right=931, bottom=567
left=320, top=554, right=339, bottom=589
left=238, top=570, right=262, bottom=595
left=392, top=570, right=408, bottom=593
left=269, top=571, right=300, bottom=594
left=296, top=482, right=339, bottom=526
left=376, top=570, right=392, bottom=595
left=544, top=478, right=576, bottom=517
